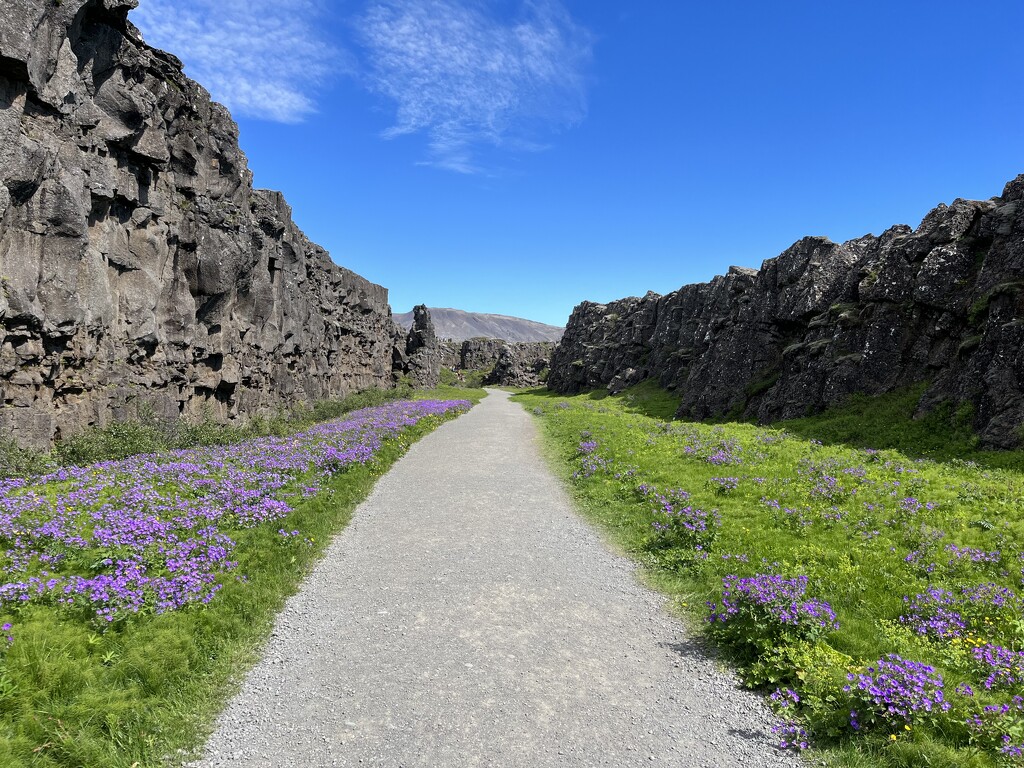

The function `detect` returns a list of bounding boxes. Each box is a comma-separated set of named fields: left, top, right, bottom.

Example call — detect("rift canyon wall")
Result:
left=549, top=176, right=1024, bottom=448
left=0, top=0, right=415, bottom=448
left=440, top=338, right=554, bottom=387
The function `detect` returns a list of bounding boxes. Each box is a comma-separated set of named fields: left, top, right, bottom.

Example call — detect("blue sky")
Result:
left=130, top=1, right=1024, bottom=327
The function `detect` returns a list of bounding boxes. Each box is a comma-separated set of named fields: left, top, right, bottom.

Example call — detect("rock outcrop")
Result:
left=483, top=343, right=552, bottom=388
left=549, top=176, right=1024, bottom=448
left=399, top=305, right=441, bottom=388
left=0, top=0, right=406, bottom=448
left=439, top=338, right=553, bottom=387
left=458, top=338, right=509, bottom=372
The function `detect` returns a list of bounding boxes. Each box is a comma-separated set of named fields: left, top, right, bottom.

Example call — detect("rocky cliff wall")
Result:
left=454, top=339, right=553, bottom=373
left=483, top=342, right=552, bottom=388
left=458, top=338, right=510, bottom=371
left=549, top=176, right=1024, bottom=448
left=0, top=0, right=406, bottom=448
left=440, top=338, right=553, bottom=387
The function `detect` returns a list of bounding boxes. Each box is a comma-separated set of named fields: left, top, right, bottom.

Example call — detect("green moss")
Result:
left=744, top=370, right=781, bottom=399
left=958, top=335, right=983, bottom=355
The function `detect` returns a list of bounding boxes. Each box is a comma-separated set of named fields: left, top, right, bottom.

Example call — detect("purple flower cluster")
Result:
left=965, top=696, right=1024, bottom=757
left=0, top=399, right=469, bottom=626
left=706, top=440, right=743, bottom=466
left=770, top=687, right=801, bottom=709
left=845, top=654, right=950, bottom=725
left=898, top=497, right=936, bottom=515
left=972, top=644, right=1024, bottom=690
left=574, top=453, right=613, bottom=479
left=906, top=542, right=1003, bottom=576
left=960, top=581, right=1018, bottom=608
left=899, top=587, right=967, bottom=639
left=899, top=582, right=1020, bottom=642
left=771, top=721, right=809, bottom=751
left=707, top=573, right=838, bottom=635
left=796, top=458, right=858, bottom=501
left=645, top=486, right=720, bottom=552
left=760, top=497, right=816, bottom=530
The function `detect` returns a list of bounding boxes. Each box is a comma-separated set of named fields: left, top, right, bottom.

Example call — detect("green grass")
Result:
left=514, top=383, right=1024, bottom=768
left=0, top=385, right=484, bottom=767
left=776, top=384, right=1024, bottom=471
left=439, top=366, right=494, bottom=390
left=0, top=384, right=486, bottom=480
left=518, top=378, right=682, bottom=421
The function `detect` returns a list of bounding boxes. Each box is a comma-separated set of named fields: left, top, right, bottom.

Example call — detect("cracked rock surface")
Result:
left=0, top=0, right=406, bottom=448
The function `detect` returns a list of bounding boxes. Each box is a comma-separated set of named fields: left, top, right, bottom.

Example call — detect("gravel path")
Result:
left=192, top=389, right=802, bottom=767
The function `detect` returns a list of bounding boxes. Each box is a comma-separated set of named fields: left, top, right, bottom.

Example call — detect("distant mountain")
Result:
left=393, top=308, right=564, bottom=342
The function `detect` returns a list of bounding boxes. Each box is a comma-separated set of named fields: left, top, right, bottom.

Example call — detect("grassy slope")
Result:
left=0, top=386, right=485, bottom=767
left=778, top=384, right=1024, bottom=472
left=513, top=382, right=1024, bottom=768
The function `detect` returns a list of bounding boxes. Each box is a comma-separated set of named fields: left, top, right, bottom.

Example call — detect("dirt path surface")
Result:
left=193, top=390, right=801, bottom=767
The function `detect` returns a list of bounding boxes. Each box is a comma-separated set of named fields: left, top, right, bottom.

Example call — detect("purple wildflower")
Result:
left=0, top=399, right=470, bottom=624
left=844, top=654, right=950, bottom=726
left=972, top=644, right=1024, bottom=690
left=707, top=573, right=838, bottom=641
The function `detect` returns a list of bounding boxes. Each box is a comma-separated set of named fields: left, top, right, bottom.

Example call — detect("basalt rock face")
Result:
left=443, top=338, right=553, bottom=387
left=458, top=338, right=508, bottom=372
left=437, top=341, right=461, bottom=370
left=0, top=0, right=402, bottom=448
left=549, top=176, right=1024, bottom=448
left=400, top=305, right=441, bottom=388
left=483, top=343, right=552, bottom=388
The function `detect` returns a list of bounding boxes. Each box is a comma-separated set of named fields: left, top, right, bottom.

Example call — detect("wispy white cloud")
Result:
left=130, top=0, right=343, bottom=123
left=356, top=0, right=593, bottom=173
